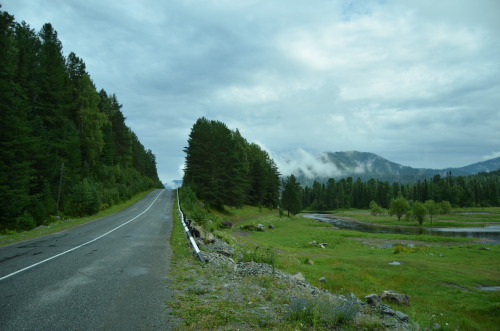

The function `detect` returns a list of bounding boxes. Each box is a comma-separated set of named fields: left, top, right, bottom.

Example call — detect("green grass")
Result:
left=0, top=189, right=156, bottom=247
left=330, top=207, right=500, bottom=228
left=214, top=205, right=277, bottom=224
left=226, top=209, right=500, bottom=330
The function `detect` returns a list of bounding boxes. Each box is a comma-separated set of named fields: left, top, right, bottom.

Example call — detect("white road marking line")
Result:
left=0, top=190, right=164, bottom=281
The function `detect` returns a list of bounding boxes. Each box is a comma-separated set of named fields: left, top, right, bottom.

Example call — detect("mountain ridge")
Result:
left=163, top=180, right=183, bottom=190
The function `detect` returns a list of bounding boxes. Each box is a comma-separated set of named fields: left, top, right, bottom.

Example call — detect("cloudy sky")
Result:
left=4, top=0, right=500, bottom=182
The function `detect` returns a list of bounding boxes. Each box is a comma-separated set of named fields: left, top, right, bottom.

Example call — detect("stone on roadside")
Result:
left=395, top=311, right=409, bottom=322
left=364, top=294, right=382, bottom=307
left=381, top=290, right=410, bottom=306
left=256, top=224, right=265, bottom=231
left=191, top=224, right=204, bottom=238
left=204, top=231, right=216, bottom=244
left=292, top=272, right=305, bottom=282
left=210, top=238, right=234, bottom=257
left=380, top=304, right=395, bottom=316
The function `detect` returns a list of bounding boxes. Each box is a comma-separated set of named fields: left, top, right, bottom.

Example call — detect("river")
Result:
left=303, top=214, right=500, bottom=244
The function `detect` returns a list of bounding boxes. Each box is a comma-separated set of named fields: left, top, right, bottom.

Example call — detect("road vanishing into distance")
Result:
left=0, top=189, right=174, bottom=330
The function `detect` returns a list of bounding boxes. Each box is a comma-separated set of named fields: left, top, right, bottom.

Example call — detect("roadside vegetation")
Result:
left=1, top=10, right=163, bottom=233
left=169, top=191, right=500, bottom=330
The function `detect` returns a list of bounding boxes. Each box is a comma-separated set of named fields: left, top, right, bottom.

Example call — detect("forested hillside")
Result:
left=0, top=9, right=162, bottom=231
left=183, top=117, right=280, bottom=209
left=291, top=151, right=500, bottom=186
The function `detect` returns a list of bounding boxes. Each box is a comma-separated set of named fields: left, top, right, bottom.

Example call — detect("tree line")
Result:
left=1, top=8, right=162, bottom=231
left=183, top=117, right=280, bottom=210
left=301, top=170, right=500, bottom=210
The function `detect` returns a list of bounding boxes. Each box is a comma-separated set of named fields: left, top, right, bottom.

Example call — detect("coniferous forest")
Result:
left=183, top=117, right=281, bottom=210
left=0, top=9, right=162, bottom=231
left=301, top=170, right=500, bottom=210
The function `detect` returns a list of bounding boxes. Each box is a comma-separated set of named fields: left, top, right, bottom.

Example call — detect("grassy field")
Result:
left=217, top=206, right=500, bottom=330
left=329, top=207, right=500, bottom=228
left=0, top=189, right=156, bottom=247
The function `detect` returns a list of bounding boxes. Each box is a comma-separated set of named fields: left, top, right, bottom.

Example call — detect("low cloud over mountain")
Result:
left=273, top=150, right=500, bottom=185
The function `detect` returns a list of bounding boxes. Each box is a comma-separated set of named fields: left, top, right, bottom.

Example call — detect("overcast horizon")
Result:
left=4, top=0, right=500, bottom=182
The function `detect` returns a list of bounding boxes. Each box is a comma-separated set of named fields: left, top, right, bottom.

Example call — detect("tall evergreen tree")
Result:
left=76, top=74, right=108, bottom=168
left=183, top=117, right=279, bottom=209
left=0, top=9, right=162, bottom=231
left=281, top=174, right=302, bottom=216
left=0, top=10, right=34, bottom=228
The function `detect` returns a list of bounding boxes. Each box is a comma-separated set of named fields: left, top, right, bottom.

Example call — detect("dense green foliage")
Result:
left=303, top=171, right=500, bottom=210
left=389, top=196, right=410, bottom=221
left=281, top=174, right=302, bottom=216
left=0, top=9, right=162, bottom=231
left=183, top=117, right=280, bottom=209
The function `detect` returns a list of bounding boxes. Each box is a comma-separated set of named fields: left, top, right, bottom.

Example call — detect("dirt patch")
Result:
left=349, top=237, right=494, bottom=248
left=436, top=220, right=497, bottom=225
left=349, top=237, right=454, bottom=248
left=320, top=214, right=423, bottom=229
left=442, top=282, right=470, bottom=291
left=232, top=229, right=252, bottom=237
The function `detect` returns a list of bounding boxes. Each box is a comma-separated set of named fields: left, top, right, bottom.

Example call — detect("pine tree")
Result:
left=0, top=9, right=34, bottom=228
left=0, top=10, right=163, bottom=229
left=76, top=74, right=108, bottom=168
left=281, top=174, right=302, bottom=216
left=183, top=118, right=279, bottom=209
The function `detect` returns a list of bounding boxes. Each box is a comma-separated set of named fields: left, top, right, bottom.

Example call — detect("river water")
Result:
left=303, top=214, right=500, bottom=244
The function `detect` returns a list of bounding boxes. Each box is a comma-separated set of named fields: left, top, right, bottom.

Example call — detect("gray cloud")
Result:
left=4, top=0, right=499, bottom=181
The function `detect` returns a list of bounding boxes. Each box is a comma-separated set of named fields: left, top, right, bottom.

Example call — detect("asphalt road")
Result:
left=0, top=189, right=174, bottom=330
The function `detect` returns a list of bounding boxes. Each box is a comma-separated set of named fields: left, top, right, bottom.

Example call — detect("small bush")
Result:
left=65, top=179, right=101, bottom=216
left=220, top=220, right=233, bottom=229
left=287, top=296, right=318, bottom=325
left=16, top=211, right=36, bottom=231
left=1, top=228, right=17, bottom=235
left=369, top=200, right=385, bottom=216
left=287, top=295, right=360, bottom=328
left=394, top=244, right=430, bottom=254
left=440, top=200, right=452, bottom=214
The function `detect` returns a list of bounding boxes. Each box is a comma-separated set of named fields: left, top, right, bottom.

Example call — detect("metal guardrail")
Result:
left=176, top=189, right=204, bottom=262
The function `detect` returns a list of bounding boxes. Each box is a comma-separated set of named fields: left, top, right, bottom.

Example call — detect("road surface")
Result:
left=0, top=189, right=174, bottom=330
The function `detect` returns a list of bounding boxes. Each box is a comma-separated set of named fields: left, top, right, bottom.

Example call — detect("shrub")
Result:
left=412, top=201, right=427, bottom=225
left=394, top=244, right=430, bottom=254
left=440, top=200, right=452, bottom=214
left=221, top=220, right=233, bottom=229
left=16, top=211, right=36, bottom=231
left=389, top=197, right=410, bottom=221
left=369, top=200, right=385, bottom=216
left=287, top=295, right=360, bottom=328
left=65, top=179, right=100, bottom=216
left=179, top=185, right=209, bottom=224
